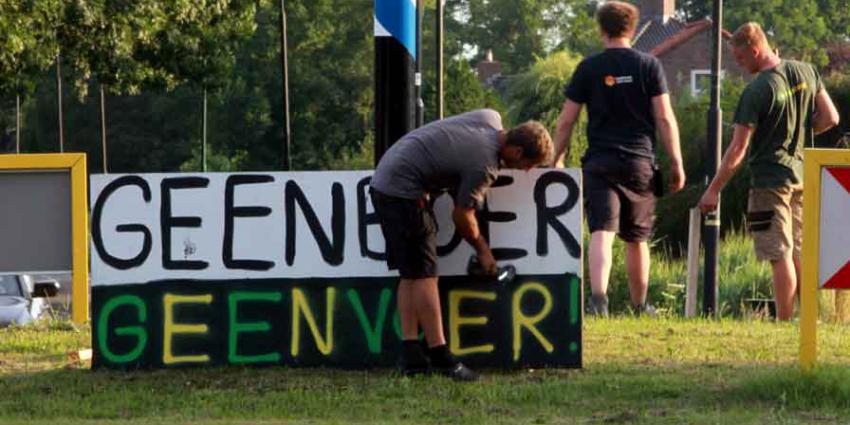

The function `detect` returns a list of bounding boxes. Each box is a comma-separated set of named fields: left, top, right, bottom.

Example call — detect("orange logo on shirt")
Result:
left=604, top=75, right=616, bottom=87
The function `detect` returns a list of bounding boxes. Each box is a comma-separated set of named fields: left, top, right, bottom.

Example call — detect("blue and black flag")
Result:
left=374, top=0, right=417, bottom=163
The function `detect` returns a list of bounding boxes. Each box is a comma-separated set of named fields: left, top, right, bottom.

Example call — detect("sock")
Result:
left=427, top=344, right=456, bottom=368
left=591, top=293, right=609, bottom=312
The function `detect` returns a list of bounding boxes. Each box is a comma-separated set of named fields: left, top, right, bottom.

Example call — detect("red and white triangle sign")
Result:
left=820, top=167, right=850, bottom=289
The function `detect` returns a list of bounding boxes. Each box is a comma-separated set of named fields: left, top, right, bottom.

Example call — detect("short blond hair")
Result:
left=731, top=22, right=770, bottom=48
left=506, top=121, right=553, bottom=165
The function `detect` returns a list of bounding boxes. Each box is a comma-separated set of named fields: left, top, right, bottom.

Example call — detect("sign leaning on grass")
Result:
left=800, top=149, right=850, bottom=370
left=0, top=153, right=89, bottom=325
left=90, top=169, right=582, bottom=369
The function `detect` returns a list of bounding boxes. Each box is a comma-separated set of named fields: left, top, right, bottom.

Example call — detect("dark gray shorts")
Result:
left=370, top=189, right=438, bottom=279
left=582, top=153, right=656, bottom=242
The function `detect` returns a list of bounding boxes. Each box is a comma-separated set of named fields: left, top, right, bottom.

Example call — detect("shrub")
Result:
left=503, top=51, right=587, bottom=167
left=816, top=72, right=850, bottom=148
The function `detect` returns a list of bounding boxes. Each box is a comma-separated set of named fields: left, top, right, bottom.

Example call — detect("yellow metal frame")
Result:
left=0, top=154, right=89, bottom=324
left=800, top=149, right=850, bottom=371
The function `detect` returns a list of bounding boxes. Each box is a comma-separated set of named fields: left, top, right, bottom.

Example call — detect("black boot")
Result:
left=399, top=340, right=429, bottom=376
left=428, top=344, right=479, bottom=382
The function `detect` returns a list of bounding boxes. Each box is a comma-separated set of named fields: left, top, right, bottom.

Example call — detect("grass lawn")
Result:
left=3, top=318, right=850, bottom=424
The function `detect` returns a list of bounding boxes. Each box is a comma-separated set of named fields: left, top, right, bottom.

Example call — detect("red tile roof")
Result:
left=649, top=19, right=733, bottom=57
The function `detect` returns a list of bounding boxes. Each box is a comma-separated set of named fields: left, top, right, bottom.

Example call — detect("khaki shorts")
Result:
left=747, top=186, right=803, bottom=262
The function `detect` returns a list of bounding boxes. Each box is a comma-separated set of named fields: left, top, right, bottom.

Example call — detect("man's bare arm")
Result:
left=452, top=206, right=496, bottom=272
left=698, top=124, right=753, bottom=212
left=813, top=89, right=840, bottom=135
left=553, top=100, right=582, bottom=166
left=651, top=93, right=686, bottom=193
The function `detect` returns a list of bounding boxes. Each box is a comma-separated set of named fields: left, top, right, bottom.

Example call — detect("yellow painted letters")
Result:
left=448, top=290, right=496, bottom=356
left=512, top=283, right=554, bottom=361
left=163, top=293, right=213, bottom=365
left=291, top=287, right=336, bottom=356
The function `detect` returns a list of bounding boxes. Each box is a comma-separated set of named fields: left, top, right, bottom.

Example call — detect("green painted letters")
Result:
left=228, top=291, right=283, bottom=364
left=346, top=288, right=391, bottom=353
left=97, top=295, right=148, bottom=363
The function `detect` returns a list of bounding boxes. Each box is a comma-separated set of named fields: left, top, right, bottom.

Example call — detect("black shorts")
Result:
left=370, top=189, right=438, bottom=279
left=582, top=153, right=656, bottom=242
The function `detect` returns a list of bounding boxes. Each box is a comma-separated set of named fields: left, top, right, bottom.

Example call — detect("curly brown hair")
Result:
left=505, top=121, right=553, bottom=166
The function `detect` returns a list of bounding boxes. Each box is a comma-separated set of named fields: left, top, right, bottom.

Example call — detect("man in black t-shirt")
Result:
left=553, top=1, right=685, bottom=317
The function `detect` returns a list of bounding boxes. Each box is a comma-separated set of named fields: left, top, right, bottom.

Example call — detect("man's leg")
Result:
left=793, top=255, right=802, bottom=301
left=408, top=277, right=446, bottom=347
left=748, top=186, right=797, bottom=321
left=402, top=276, right=476, bottom=381
left=397, top=278, right=420, bottom=340
left=771, top=255, right=797, bottom=321
left=588, top=230, right=616, bottom=316
left=792, top=188, right=803, bottom=301
left=624, top=240, right=650, bottom=306
left=589, top=230, right=616, bottom=295
left=617, top=156, right=656, bottom=313
left=397, top=278, right=429, bottom=375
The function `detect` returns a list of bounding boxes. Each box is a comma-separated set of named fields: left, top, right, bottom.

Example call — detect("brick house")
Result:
left=632, top=0, right=749, bottom=98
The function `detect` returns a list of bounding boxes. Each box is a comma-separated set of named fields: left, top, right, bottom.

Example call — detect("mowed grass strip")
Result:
left=2, top=318, right=850, bottom=424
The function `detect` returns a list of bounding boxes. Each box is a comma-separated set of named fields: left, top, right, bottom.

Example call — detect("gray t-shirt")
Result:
left=370, top=109, right=503, bottom=209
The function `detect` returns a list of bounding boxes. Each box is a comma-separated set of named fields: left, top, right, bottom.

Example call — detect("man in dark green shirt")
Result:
left=698, top=22, right=839, bottom=320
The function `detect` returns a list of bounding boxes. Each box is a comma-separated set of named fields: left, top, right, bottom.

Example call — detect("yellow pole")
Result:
left=71, top=154, right=89, bottom=324
left=799, top=150, right=822, bottom=372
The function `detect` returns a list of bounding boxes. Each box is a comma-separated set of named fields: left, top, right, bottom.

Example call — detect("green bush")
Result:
left=816, top=72, right=850, bottom=148
left=655, top=77, right=750, bottom=254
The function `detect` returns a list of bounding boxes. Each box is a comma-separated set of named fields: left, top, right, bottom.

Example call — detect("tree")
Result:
left=503, top=50, right=586, bottom=166
left=816, top=0, right=850, bottom=44
left=678, top=1, right=850, bottom=69
left=724, top=0, right=830, bottom=68
left=424, top=59, right=505, bottom=121
left=265, top=0, right=374, bottom=170
left=52, top=0, right=267, bottom=170
left=0, top=0, right=62, bottom=152
left=446, top=0, right=600, bottom=74
left=185, top=0, right=376, bottom=171
left=554, top=1, right=602, bottom=57
left=0, top=0, right=61, bottom=95
left=57, top=1, right=265, bottom=96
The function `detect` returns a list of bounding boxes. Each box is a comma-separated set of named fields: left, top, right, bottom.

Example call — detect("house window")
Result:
left=690, top=69, right=725, bottom=96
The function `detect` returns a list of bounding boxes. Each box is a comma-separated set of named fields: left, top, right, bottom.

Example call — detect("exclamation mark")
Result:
left=569, top=275, right=579, bottom=353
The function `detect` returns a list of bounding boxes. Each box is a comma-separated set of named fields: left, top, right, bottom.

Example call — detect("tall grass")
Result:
left=598, top=229, right=773, bottom=316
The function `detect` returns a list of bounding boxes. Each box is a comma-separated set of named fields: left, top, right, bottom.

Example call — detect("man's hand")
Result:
left=476, top=247, right=498, bottom=275
left=697, top=124, right=752, bottom=214
left=698, top=187, right=720, bottom=213
left=553, top=100, right=582, bottom=167
left=453, top=206, right=497, bottom=274
left=668, top=162, right=686, bottom=194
